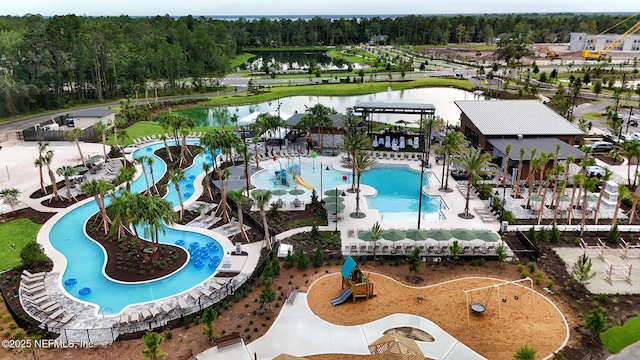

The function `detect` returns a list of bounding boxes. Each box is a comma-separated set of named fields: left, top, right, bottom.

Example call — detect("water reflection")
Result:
left=237, top=50, right=361, bottom=71
left=176, top=87, right=483, bottom=127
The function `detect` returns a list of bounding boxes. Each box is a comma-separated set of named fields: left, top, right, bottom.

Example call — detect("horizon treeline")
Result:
left=0, top=13, right=637, bottom=118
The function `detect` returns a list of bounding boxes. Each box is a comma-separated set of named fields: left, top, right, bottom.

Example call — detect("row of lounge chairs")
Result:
left=345, top=242, right=497, bottom=256
left=368, top=151, right=422, bottom=161
left=474, top=208, right=497, bottom=223
left=20, top=271, right=75, bottom=326
left=256, top=148, right=305, bottom=161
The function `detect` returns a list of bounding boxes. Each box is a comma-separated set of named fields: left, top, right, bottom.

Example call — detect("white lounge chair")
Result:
left=161, top=303, right=173, bottom=314
left=119, top=314, right=129, bottom=326
left=23, top=270, right=46, bottom=278
left=58, top=313, right=76, bottom=326
left=189, top=291, right=201, bottom=301
left=149, top=307, right=160, bottom=318
left=141, top=309, right=152, bottom=320
left=178, top=299, right=189, bottom=310
left=48, top=309, right=64, bottom=321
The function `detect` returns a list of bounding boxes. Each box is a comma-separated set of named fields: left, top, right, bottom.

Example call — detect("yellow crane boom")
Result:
left=583, top=17, right=640, bottom=60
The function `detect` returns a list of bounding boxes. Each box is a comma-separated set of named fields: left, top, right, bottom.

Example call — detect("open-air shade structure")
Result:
left=381, top=229, right=406, bottom=241
left=323, top=202, right=345, bottom=211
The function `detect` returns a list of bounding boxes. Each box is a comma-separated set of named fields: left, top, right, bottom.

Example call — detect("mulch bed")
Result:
left=39, top=194, right=90, bottom=208
left=85, top=214, right=188, bottom=282
left=0, top=208, right=54, bottom=225
left=29, top=180, right=67, bottom=199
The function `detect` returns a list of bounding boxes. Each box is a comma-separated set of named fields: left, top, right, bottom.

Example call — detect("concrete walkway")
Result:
left=196, top=292, right=485, bottom=360
left=608, top=340, right=640, bottom=360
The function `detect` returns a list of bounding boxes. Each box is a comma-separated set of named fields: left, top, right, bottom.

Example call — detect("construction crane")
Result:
left=539, top=47, right=561, bottom=60
left=582, top=14, right=640, bottom=60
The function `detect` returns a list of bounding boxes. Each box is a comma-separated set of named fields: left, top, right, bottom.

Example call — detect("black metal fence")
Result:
left=513, top=230, right=540, bottom=261
left=17, top=122, right=97, bottom=142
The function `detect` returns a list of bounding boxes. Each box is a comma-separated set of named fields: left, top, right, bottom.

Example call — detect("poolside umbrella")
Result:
left=289, top=189, right=305, bottom=199
left=405, top=229, right=430, bottom=242
left=323, top=202, right=345, bottom=212
left=424, top=229, right=453, bottom=242
left=472, top=230, right=500, bottom=242
left=528, top=195, right=543, bottom=202
left=368, top=334, right=424, bottom=360
left=382, top=229, right=406, bottom=241
left=85, top=155, right=104, bottom=165
left=324, top=189, right=344, bottom=196
left=272, top=354, right=308, bottom=360
left=555, top=194, right=571, bottom=209
left=358, top=230, right=377, bottom=241
left=272, top=189, right=288, bottom=198
left=451, top=229, right=477, bottom=242
left=323, top=196, right=344, bottom=204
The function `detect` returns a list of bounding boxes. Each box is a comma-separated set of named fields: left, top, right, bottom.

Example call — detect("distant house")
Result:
left=369, top=35, right=389, bottom=45
left=70, top=109, right=115, bottom=130
left=455, top=100, right=585, bottom=179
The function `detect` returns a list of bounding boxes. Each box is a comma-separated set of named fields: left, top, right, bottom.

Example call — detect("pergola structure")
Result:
left=353, top=102, right=436, bottom=136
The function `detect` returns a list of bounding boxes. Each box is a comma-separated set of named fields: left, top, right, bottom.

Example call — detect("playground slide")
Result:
left=296, top=176, right=314, bottom=190
left=330, top=288, right=352, bottom=306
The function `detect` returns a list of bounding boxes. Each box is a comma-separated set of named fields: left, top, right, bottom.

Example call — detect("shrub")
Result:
left=607, top=224, right=620, bottom=244
left=1, top=330, right=9, bottom=338
left=20, top=242, right=48, bottom=265
left=585, top=307, right=608, bottom=335
left=7, top=322, right=16, bottom=330
left=502, top=210, right=517, bottom=224
left=520, top=270, right=529, bottom=279
left=549, top=226, right=560, bottom=243
left=283, top=252, right=296, bottom=269
left=12, top=329, right=23, bottom=340
left=297, top=249, right=309, bottom=271
left=535, top=271, right=544, bottom=285
left=527, top=262, right=536, bottom=273
left=546, top=280, right=554, bottom=289
left=312, top=247, right=323, bottom=268
left=516, top=264, right=524, bottom=272
left=536, top=230, right=549, bottom=243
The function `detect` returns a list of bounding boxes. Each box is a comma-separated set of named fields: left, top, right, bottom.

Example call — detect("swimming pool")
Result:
left=251, top=160, right=446, bottom=217
left=48, top=140, right=225, bottom=314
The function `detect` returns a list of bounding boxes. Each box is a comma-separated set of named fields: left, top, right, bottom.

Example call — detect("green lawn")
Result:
left=230, top=53, right=257, bottom=68
left=413, top=44, right=496, bottom=51
left=202, top=78, right=474, bottom=107
left=106, top=121, right=233, bottom=146
left=243, top=46, right=330, bottom=52
left=601, top=316, right=640, bottom=354
left=0, top=219, right=42, bottom=271
left=582, top=112, right=606, bottom=121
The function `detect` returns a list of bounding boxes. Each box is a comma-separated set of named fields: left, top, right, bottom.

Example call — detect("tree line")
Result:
left=0, top=13, right=638, bottom=118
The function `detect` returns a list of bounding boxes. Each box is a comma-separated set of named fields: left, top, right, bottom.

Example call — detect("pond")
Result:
left=177, top=87, right=483, bottom=127
left=237, top=50, right=361, bottom=72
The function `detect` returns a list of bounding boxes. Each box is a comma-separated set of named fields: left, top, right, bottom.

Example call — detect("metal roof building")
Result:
left=455, top=100, right=583, bottom=137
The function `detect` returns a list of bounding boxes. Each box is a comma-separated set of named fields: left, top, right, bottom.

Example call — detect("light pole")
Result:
left=241, top=126, right=250, bottom=197
left=439, top=121, right=449, bottom=192
left=335, top=188, right=339, bottom=232
left=320, top=162, right=323, bottom=199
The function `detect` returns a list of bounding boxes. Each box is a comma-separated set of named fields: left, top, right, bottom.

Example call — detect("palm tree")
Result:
left=579, top=177, right=600, bottom=235
left=41, top=150, right=60, bottom=201
left=112, top=115, right=126, bottom=151
left=63, top=128, right=87, bottom=167
left=251, top=190, right=273, bottom=251
left=178, top=127, right=192, bottom=166
left=35, top=142, right=49, bottom=194
left=340, top=108, right=359, bottom=137
left=454, top=148, right=494, bottom=218
left=303, top=103, right=333, bottom=152
left=612, top=184, right=631, bottom=226
left=523, top=149, right=539, bottom=203
left=144, top=156, right=159, bottom=195
left=513, top=148, right=526, bottom=199
left=617, top=140, right=640, bottom=186
left=513, top=345, right=537, bottom=360
left=107, top=190, right=138, bottom=240
left=217, top=167, right=231, bottom=222
left=202, top=162, right=214, bottom=200
left=135, top=156, right=152, bottom=196
left=593, top=168, right=613, bottom=224
left=535, top=152, right=552, bottom=196
left=116, top=166, right=136, bottom=192
left=56, top=165, right=77, bottom=201
left=628, top=178, right=640, bottom=223
left=141, top=331, right=167, bottom=360
left=117, top=129, right=128, bottom=154
left=201, top=129, right=222, bottom=172
left=169, top=168, right=186, bottom=218
left=0, top=188, right=20, bottom=211
left=568, top=173, right=583, bottom=225
left=552, top=179, right=567, bottom=226
left=141, top=196, right=177, bottom=261
left=350, top=150, right=377, bottom=217
left=341, top=133, right=371, bottom=192
left=370, top=221, right=382, bottom=260
left=438, top=131, right=468, bottom=191
left=253, top=113, right=271, bottom=156
left=501, top=143, right=512, bottom=187
left=81, top=179, right=115, bottom=234
left=93, top=120, right=110, bottom=160
left=160, top=134, right=173, bottom=162
left=227, top=190, right=248, bottom=241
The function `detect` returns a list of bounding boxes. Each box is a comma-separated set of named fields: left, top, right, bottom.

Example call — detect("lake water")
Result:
left=178, top=87, right=481, bottom=127
left=237, top=50, right=360, bottom=72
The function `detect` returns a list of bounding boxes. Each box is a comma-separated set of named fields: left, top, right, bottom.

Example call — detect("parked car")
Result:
left=620, top=134, right=635, bottom=142
left=629, top=119, right=639, bottom=127
left=602, top=133, right=617, bottom=144
left=589, top=141, right=613, bottom=153
left=586, top=165, right=607, bottom=178
left=631, top=132, right=640, bottom=141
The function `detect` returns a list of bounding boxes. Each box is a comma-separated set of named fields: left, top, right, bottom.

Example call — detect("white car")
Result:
left=586, top=166, right=606, bottom=178
left=631, top=133, right=640, bottom=141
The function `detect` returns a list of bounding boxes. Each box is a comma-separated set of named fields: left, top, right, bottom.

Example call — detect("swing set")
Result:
left=462, top=278, right=534, bottom=324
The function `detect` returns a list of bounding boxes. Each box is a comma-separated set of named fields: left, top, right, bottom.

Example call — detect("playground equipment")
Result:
left=331, top=256, right=375, bottom=306
left=296, top=176, right=314, bottom=190
left=581, top=238, right=609, bottom=261
left=462, top=278, right=533, bottom=324
left=619, top=239, right=640, bottom=260
left=603, top=259, right=633, bottom=284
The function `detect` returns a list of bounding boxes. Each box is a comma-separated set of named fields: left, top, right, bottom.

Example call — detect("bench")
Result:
left=286, top=288, right=298, bottom=305
left=215, top=332, right=243, bottom=351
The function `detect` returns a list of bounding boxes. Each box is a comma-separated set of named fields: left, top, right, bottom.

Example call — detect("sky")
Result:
left=1, top=0, right=637, bottom=17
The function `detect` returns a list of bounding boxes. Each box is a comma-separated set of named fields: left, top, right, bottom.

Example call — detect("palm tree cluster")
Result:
left=454, top=148, right=495, bottom=219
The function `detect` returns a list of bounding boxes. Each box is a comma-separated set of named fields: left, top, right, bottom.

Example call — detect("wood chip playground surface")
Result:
left=306, top=273, right=569, bottom=360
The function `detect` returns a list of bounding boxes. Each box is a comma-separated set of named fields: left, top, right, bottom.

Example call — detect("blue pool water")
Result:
left=251, top=160, right=445, bottom=215
left=49, top=140, right=224, bottom=314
